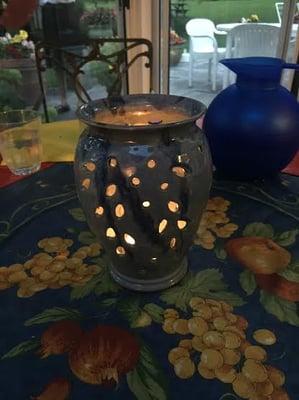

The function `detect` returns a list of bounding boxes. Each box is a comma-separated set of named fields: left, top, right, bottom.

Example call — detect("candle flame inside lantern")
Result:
left=170, top=238, right=176, bottom=248
left=147, top=159, right=156, bottom=169
left=159, top=219, right=168, bottom=234
left=106, top=227, right=116, bottom=238
left=94, top=105, right=188, bottom=126
left=177, top=220, right=187, bottom=230
left=123, top=167, right=136, bottom=177
left=115, top=204, right=125, bottom=218
left=168, top=201, right=179, bottom=213
left=116, top=246, right=126, bottom=255
left=106, top=184, right=117, bottom=197
left=95, top=206, right=104, bottom=216
left=109, top=158, right=118, bottom=167
left=85, top=162, right=96, bottom=172
left=82, top=178, right=90, bottom=190
left=131, top=177, right=141, bottom=186
left=124, top=233, right=136, bottom=245
left=172, top=166, right=186, bottom=177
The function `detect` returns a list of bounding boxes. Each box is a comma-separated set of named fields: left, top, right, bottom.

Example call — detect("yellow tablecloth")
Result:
left=40, top=119, right=81, bottom=162
left=0, top=120, right=81, bottom=166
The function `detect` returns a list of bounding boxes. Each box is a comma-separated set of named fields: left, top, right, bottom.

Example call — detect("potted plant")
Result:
left=0, top=30, right=39, bottom=107
left=241, top=14, right=260, bottom=23
left=169, top=29, right=186, bottom=66
left=0, top=30, right=34, bottom=66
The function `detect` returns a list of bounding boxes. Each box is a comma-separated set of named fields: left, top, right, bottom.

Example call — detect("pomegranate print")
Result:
left=31, top=377, right=70, bottom=400
left=39, top=320, right=83, bottom=358
left=69, top=325, right=140, bottom=385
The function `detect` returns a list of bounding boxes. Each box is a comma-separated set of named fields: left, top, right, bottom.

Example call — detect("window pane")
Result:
left=0, top=0, right=122, bottom=121
left=169, top=0, right=297, bottom=105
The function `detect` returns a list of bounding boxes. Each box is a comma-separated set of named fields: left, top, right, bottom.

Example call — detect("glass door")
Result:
left=163, top=0, right=298, bottom=106
left=0, top=0, right=127, bottom=121
left=278, top=1, right=299, bottom=89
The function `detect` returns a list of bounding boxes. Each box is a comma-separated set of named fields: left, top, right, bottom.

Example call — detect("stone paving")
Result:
left=169, top=59, right=225, bottom=107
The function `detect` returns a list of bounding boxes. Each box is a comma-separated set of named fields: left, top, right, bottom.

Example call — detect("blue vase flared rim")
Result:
left=76, top=94, right=206, bottom=131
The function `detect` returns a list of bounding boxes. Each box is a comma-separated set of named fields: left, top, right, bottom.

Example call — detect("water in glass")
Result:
left=0, top=110, right=42, bottom=175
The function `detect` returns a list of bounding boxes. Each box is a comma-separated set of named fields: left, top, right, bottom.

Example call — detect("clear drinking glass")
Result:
left=0, top=110, right=42, bottom=175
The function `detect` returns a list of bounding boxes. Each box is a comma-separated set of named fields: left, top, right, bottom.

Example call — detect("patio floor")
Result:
left=169, top=59, right=224, bottom=107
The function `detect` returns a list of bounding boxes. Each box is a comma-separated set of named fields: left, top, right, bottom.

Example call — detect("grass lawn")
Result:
left=172, top=0, right=279, bottom=46
left=186, top=0, right=279, bottom=24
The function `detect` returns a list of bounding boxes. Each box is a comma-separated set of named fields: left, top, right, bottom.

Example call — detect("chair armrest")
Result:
left=214, top=29, right=228, bottom=36
left=191, top=35, right=218, bottom=49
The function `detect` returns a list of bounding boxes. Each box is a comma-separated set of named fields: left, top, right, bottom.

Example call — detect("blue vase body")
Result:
left=204, top=57, right=299, bottom=179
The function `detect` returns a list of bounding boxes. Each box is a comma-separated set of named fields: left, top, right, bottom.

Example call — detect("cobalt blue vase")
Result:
left=204, top=57, right=299, bottom=179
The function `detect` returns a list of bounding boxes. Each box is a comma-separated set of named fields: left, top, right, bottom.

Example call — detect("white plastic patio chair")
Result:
left=275, top=2, right=299, bottom=23
left=185, top=18, right=226, bottom=91
left=222, top=24, right=280, bottom=88
left=275, top=2, right=284, bottom=23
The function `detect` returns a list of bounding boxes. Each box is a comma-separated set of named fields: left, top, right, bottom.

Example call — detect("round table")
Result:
left=216, top=22, right=298, bottom=36
left=0, top=121, right=299, bottom=399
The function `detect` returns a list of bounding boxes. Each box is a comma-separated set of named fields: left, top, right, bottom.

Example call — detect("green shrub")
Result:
left=41, top=106, right=58, bottom=123
left=172, top=16, right=189, bottom=40
left=0, top=69, right=25, bottom=112
left=86, top=41, right=122, bottom=95
left=0, top=69, right=21, bottom=86
left=45, top=69, right=59, bottom=89
left=185, top=0, right=278, bottom=24
left=174, top=0, right=278, bottom=48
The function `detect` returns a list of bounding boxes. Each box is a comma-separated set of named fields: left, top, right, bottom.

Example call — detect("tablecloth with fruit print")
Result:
left=0, top=163, right=298, bottom=400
